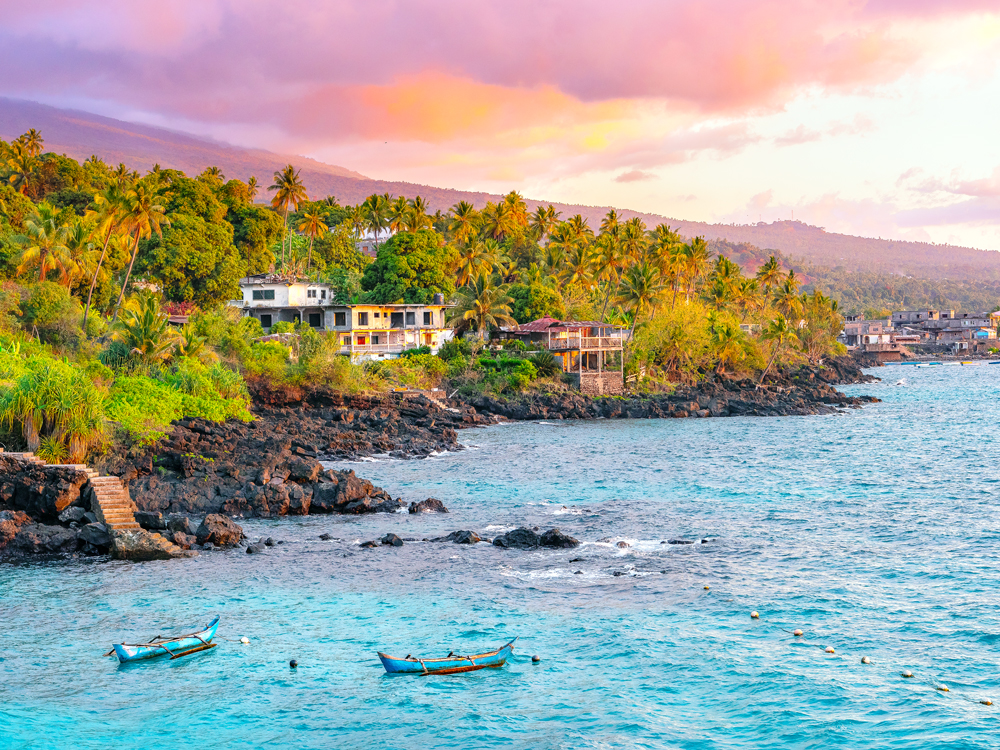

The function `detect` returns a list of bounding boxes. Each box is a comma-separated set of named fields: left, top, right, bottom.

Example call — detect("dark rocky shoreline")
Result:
left=1, top=356, right=880, bottom=559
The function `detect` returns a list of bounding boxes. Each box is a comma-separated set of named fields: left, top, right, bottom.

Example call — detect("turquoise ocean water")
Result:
left=3, top=365, right=1000, bottom=749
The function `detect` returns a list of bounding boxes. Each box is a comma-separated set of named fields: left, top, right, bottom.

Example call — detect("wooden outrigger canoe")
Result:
left=109, top=616, right=221, bottom=663
left=378, top=638, right=516, bottom=675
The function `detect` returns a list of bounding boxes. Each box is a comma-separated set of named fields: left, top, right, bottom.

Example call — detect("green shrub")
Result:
left=17, top=282, right=82, bottom=345
left=271, top=321, right=294, bottom=334
left=438, top=338, right=472, bottom=361
left=529, top=350, right=561, bottom=377
left=400, top=345, right=432, bottom=358
left=243, top=340, right=291, bottom=381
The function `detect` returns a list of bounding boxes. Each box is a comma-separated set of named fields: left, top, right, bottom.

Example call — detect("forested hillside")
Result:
left=2, top=98, right=998, bottom=280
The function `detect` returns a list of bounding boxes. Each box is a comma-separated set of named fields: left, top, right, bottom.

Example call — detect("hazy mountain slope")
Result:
left=2, top=98, right=997, bottom=279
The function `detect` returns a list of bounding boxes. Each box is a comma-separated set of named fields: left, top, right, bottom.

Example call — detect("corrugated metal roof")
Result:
left=514, top=317, right=626, bottom=333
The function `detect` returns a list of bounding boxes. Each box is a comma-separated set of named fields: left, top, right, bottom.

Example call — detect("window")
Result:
left=343, top=337, right=349, bottom=346
left=372, top=335, right=380, bottom=345
left=260, top=314, right=272, bottom=328
left=423, top=311, right=432, bottom=325
left=334, top=312, right=346, bottom=327
left=390, top=312, right=404, bottom=328
left=358, top=312, right=369, bottom=325
left=321, top=290, right=327, bottom=299
left=406, top=311, right=415, bottom=326
left=308, top=313, right=321, bottom=328
left=357, top=336, right=366, bottom=345
left=252, top=289, right=274, bottom=301
left=374, top=312, right=380, bottom=319
left=307, top=289, right=317, bottom=298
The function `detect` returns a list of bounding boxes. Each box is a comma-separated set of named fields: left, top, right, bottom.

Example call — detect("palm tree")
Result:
left=296, top=211, right=328, bottom=273
left=6, top=143, right=35, bottom=195
left=593, top=234, right=625, bottom=322
left=388, top=195, right=410, bottom=232
left=202, top=166, right=225, bottom=182
left=19, top=129, right=44, bottom=157
left=619, top=218, right=648, bottom=263
left=16, top=203, right=72, bottom=282
left=268, top=164, right=308, bottom=269
left=345, top=204, right=367, bottom=242
left=82, top=183, right=126, bottom=333
left=481, top=201, right=517, bottom=241
left=774, top=275, right=803, bottom=321
left=404, top=196, right=432, bottom=231
left=600, top=209, right=621, bottom=238
left=109, top=184, right=169, bottom=328
left=174, top=324, right=216, bottom=363
left=756, top=256, right=783, bottom=299
left=112, top=293, right=176, bottom=364
left=566, top=214, right=594, bottom=247
left=452, top=274, right=517, bottom=335
left=710, top=321, right=747, bottom=375
left=543, top=222, right=576, bottom=272
left=247, top=176, right=259, bottom=201
left=503, top=191, right=529, bottom=228
left=456, top=239, right=499, bottom=286
left=759, top=315, right=799, bottom=384
left=529, top=204, right=559, bottom=241
left=449, top=201, right=479, bottom=244
left=618, top=262, right=663, bottom=339
left=733, top=278, right=762, bottom=318
left=363, top=193, right=389, bottom=249
left=560, top=244, right=594, bottom=289
left=679, top=237, right=711, bottom=302
left=63, top=219, right=96, bottom=288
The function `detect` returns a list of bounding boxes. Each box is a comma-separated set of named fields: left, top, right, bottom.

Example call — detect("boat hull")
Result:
left=112, top=616, right=220, bottom=663
left=378, top=638, right=516, bottom=675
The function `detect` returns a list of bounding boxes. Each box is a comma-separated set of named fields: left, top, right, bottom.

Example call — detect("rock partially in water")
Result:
left=171, top=532, right=196, bottom=549
left=246, top=543, right=266, bottom=554
left=435, top=530, right=481, bottom=544
left=359, top=540, right=378, bottom=548
left=380, top=533, right=404, bottom=547
left=616, top=541, right=631, bottom=549
left=195, top=514, right=243, bottom=548
left=10, top=523, right=79, bottom=555
left=540, top=529, right=580, bottom=548
left=112, top=529, right=195, bottom=561
left=493, top=527, right=541, bottom=549
left=667, top=539, right=693, bottom=545
left=409, top=498, right=449, bottom=514
left=0, top=455, right=89, bottom=523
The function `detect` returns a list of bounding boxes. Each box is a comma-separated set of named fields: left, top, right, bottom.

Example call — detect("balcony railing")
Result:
left=547, top=335, right=624, bottom=351
left=336, top=343, right=406, bottom=355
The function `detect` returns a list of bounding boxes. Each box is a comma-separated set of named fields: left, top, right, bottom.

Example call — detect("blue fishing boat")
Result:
left=110, top=616, right=221, bottom=663
left=378, top=638, right=517, bottom=675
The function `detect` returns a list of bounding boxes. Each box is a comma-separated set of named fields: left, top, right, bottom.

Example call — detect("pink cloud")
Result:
left=615, top=170, right=655, bottom=183
left=0, top=0, right=988, bottom=141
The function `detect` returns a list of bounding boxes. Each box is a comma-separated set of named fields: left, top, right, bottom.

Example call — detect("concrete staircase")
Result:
left=3, top=451, right=141, bottom=532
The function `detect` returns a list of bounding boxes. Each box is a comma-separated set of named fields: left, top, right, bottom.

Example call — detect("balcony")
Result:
left=547, top=335, right=624, bottom=351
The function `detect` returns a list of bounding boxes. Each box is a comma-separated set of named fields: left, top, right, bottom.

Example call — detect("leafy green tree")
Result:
left=138, top=214, right=244, bottom=306
left=109, top=183, right=168, bottom=327
left=759, top=315, right=798, bottom=384
left=361, top=228, right=457, bottom=304
left=508, top=281, right=566, bottom=324
left=297, top=210, right=328, bottom=272
left=82, top=182, right=127, bottom=331
left=229, top=203, right=282, bottom=274
left=313, top=223, right=370, bottom=273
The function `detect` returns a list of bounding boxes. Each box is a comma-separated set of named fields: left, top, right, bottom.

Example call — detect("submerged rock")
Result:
left=359, top=540, right=378, bottom=548
left=435, top=530, right=481, bottom=544
left=493, top=527, right=580, bottom=550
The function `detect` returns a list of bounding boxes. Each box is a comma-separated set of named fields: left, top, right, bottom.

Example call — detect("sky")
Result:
left=1, top=0, right=1000, bottom=249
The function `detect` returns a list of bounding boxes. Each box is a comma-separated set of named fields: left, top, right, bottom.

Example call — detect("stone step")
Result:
left=97, top=497, right=130, bottom=504
left=94, top=491, right=127, bottom=498
left=100, top=508, right=135, bottom=516
left=90, top=479, right=123, bottom=485
left=108, top=522, right=141, bottom=531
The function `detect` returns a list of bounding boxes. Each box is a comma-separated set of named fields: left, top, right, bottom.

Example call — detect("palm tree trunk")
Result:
left=83, top=226, right=113, bottom=334
left=282, top=207, right=289, bottom=269
left=307, top=234, right=314, bottom=273
left=109, top=232, right=140, bottom=329
left=758, top=346, right=780, bottom=386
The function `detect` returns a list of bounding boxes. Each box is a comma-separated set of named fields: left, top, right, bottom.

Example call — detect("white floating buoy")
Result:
left=861, top=656, right=870, bottom=664
left=981, top=699, right=993, bottom=706
left=750, top=611, right=759, bottom=619
left=240, top=636, right=250, bottom=645
left=793, top=629, right=803, bottom=637
left=532, top=655, right=541, bottom=663
left=825, top=646, right=835, bottom=654
left=902, top=670, right=914, bottom=678
left=936, top=685, right=949, bottom=692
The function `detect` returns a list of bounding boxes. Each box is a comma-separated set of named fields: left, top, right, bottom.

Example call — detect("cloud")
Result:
left=615, top=170, right=655, bottom=183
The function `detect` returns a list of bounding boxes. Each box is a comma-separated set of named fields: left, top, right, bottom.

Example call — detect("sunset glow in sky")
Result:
left=2, top=0, right=1000, bottom=248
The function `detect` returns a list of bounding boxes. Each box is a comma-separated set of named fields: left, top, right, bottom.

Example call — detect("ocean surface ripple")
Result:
left=2, top=366, right=1000, bottom=749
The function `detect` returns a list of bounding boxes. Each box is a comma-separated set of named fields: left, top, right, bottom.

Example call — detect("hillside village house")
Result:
left=500, top=317, right=626, bottom=395
left=230, top=274, right=453, bottom=360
